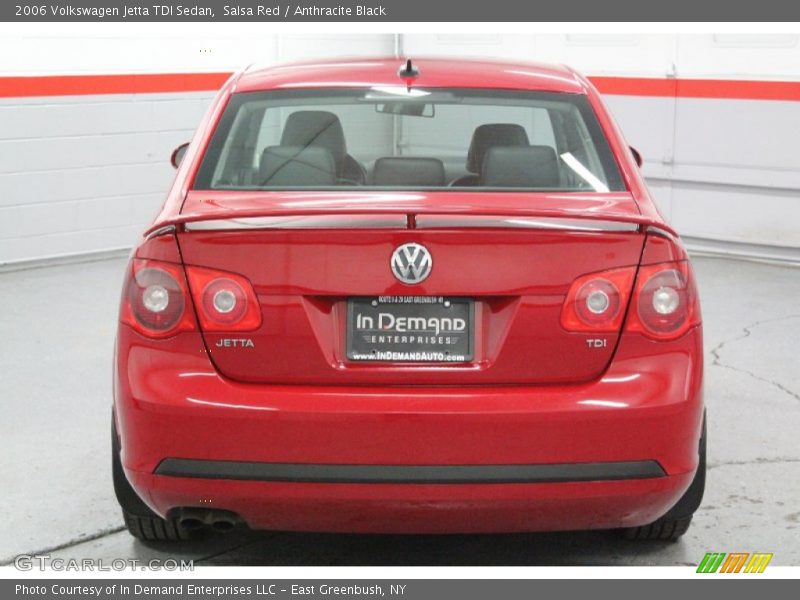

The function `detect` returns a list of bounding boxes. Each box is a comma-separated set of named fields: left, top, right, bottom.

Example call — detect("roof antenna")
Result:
left=398, top=58, right=420, bottom=90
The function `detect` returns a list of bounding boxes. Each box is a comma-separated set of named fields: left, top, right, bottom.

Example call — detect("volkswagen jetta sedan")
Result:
left=113, top=57, right=705, bottom=543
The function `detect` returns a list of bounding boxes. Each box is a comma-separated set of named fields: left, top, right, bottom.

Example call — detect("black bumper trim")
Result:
left=154, top=459, right=666, bottom=484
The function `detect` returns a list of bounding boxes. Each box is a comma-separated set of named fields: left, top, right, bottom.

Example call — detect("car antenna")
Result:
left=398, top=58, right=420, bottom=90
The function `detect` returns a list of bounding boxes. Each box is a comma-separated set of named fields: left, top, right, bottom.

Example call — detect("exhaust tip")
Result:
left=171, top=507, right=243, bottom=534
left=179, top=517, right=204, bottom=530
left=212, top=520, right=236, bottom=532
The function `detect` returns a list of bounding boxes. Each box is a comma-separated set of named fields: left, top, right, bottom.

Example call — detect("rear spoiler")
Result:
left=145, top=192, right=678, bottom=238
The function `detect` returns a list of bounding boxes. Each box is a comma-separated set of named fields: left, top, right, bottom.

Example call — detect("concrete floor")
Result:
left=1, top=255, right=798, bottom=566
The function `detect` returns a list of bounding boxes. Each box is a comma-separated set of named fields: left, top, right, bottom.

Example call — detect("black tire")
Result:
left=622, top=515, right=693, bottom=541
left=112, top=416, right=189, bottom=542
left=622, top=413, right=706, bottom=542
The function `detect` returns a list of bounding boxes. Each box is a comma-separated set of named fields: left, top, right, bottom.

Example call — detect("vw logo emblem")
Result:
left=391, top=243, right=432, bottom=285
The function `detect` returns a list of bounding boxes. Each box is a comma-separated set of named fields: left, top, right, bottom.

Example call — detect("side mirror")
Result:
left=630, top=146, right=643, bottom=168
left=170, top=142, right=189, bottom=169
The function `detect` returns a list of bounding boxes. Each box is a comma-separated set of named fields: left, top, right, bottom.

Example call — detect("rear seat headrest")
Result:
left=481, top=146, right=560, bottom=188
left=467, top=123, right=530, bottom=174
left=259, top=146, right=336, bottom=186
left=280, top=111, right=347, bottom=176
left=372, top=157, right=445, bottom=187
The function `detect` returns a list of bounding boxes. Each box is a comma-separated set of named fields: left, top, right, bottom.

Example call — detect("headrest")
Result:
left=259, top=146, right=336, bottom=186
left=372, top=157, right=446, bottom=187
left=280, top=111, right=346, bottom=175
left=466, top=123, right=530, bottom=174
left=481, top=146, right=560, bottom=188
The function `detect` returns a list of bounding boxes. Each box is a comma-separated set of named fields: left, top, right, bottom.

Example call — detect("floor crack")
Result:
left=708, top=457, right=800, bottom=470
left=194, top=533, right=276, bottom=565
left=709, top=314, right=800, bottom=402
left=0, top=526, right=125, bottom=566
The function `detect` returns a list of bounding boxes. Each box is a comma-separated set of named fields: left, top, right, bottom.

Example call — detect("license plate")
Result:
left=347, top=296, right=474, bottom=363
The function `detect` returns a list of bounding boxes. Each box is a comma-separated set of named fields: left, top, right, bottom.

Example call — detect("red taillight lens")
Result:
left=185, top=266, right=261, bottom=332
left=627, top=261, right=701, bottom=340
left=561, top=267, right=636, bottom=332
left=121, top=259, right=195, bottom=338
left=201, top=278, right=247, bottom=324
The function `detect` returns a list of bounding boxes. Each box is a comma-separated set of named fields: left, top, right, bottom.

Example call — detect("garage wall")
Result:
left=1, top=31, right=798, bottom=265
left=0, top=92, right=216, bottom=262
left=0, top=31, right=396, bottom=264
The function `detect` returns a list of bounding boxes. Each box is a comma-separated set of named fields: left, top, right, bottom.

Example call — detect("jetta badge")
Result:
left=391, top=243, right=432, bottom=284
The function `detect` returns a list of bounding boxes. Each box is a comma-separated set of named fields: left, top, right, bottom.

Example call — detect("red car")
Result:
left=113, top=57, right=705, bottom=543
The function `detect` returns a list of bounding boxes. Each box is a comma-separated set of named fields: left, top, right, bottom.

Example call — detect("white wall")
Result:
left=1, top=31, right=798, bottom=265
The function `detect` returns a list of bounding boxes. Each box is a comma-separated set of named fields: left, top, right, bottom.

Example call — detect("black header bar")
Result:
left=3, top=0, right=799, bottom=22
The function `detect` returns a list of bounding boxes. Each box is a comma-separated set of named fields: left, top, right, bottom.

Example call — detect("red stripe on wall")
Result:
left=0, top=72, right=232, bottom=98
left=0, top=72, right=799, bottom=102
left=676, top=78, right=800, bottom=101
left=590, top=77, right=677, bottom=97
left=592, top=76, right=800, bottom=101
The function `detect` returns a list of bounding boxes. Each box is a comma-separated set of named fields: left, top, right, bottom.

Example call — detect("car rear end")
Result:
left=113, top=59, right=704, bottom=536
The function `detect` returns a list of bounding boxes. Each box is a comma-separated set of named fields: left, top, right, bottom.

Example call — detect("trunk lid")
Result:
left=174, top=191, right=648, bottom=385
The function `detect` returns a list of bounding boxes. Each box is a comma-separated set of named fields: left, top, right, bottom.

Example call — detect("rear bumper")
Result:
left=114, top=326, right=703, bottom=533
left=126, top=469, right=692, bottom=534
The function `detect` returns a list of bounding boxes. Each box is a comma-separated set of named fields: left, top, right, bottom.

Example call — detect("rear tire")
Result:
left=622, top=515, right=693, bottom=541
left=122, top=511, right=187, bottom=542
left=622, top=412, right=706, bottom=542
left=112, top=417, right=189, bottom=542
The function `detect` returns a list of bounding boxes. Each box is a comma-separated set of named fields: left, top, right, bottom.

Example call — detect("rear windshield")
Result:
left=194, top=88, right=626, bottom=192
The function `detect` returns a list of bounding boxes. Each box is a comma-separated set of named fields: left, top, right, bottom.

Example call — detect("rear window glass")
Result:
left=193, top=88, right=626, bottom=192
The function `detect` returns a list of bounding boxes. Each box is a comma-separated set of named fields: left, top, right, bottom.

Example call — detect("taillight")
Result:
left=121, top=259, right=195, bottom=338
left=627, top=261, right=701, bottom=340
left=185, top=266, right=261, bottom=332
left=560, top=266, right=636, bottom=332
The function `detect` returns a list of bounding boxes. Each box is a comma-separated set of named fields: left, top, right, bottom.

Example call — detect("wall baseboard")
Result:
left=683, top=236, right=800, bottom=266
left=0, top=247, right=131, bottom=273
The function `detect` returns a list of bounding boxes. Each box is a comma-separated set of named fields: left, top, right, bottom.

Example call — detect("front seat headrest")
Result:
left=372, top=157, right=446, bottom=187
left=481, top=145, right=560, bottom=188
left=466, top=123, right=530, bottom=174
left=259, top=146, right=336, bottom=186
left=280, top=111, right=347, bottom=176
